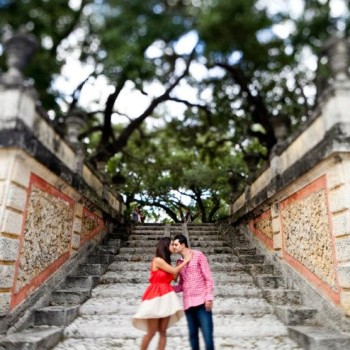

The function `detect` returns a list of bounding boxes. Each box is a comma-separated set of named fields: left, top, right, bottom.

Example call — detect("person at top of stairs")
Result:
left=132, top=236, right=193, bottom=350
left=173, top=234, right=215, bottom=350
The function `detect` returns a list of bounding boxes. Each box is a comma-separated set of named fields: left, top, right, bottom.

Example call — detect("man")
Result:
left=173, top=234, right=215, bottom=350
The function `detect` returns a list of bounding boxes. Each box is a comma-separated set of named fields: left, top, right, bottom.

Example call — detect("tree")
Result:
left=1, top=0, right=347, bottom=222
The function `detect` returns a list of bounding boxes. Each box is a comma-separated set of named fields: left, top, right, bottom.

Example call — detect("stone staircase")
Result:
left=0, top=234, right=119, bottom=350
left=1, top=223, right=349, bottom=349
left=50, top=223, right=301, bottom=349
left=220, top=224, right=350, bottom=350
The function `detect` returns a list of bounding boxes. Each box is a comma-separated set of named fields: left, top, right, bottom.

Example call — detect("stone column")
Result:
left=0, top=31, right=38, bottom=316
left=0, top=30, right=39, bottom=130
left=65, top=109, right=87, bottom=175
left=318, top=36, right=350, bottom=130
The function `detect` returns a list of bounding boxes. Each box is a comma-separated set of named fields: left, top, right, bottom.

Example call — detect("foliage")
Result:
left=1, top=0, right=348, bottom=221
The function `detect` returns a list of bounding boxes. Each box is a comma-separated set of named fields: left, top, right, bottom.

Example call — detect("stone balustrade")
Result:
left=0, top=32, right=124, bottom=325
left=229, top=37, right=350, bottom=325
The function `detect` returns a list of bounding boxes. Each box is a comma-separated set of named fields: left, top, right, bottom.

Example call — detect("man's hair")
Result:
left=174, top=234, right=188, bottom=248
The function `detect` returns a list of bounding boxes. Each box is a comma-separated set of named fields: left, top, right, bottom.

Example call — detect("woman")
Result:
left=132, top=237, right=192, bottom=350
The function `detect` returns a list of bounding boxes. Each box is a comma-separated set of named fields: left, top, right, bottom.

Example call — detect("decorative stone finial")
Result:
left=65, top=109, right=87, bottom=145
left=322, top=36, right=349, bottom=82
left=270, top=114, right=290, bottom=143
left=1, top=29, right=39, bottom=85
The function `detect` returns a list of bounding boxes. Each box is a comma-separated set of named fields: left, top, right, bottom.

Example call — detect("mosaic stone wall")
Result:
left=15, top=186, right=73, bottom=292
left=81, top=209, right=101, bottom=241
left=254, top=214, right=273, bottom=241
left=281, top=188, right=337, bottom=291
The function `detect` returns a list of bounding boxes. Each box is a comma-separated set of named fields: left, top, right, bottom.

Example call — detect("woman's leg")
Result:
left=141, top=319, right=158, bottom=350
left=158, top=317, right=170, bottom=350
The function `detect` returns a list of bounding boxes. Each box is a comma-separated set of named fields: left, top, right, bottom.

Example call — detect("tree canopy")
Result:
left=1, top=0, right=347, bottom=222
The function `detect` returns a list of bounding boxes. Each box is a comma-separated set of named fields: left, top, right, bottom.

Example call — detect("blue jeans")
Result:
left=185, top=304, right=214, bottom=350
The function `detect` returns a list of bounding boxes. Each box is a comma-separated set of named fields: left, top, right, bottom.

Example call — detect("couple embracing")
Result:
left=132, top=234, right=215, bottom=350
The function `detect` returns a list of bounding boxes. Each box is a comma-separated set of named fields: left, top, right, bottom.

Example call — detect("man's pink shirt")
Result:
left=174, top=249, right=214, bottom=310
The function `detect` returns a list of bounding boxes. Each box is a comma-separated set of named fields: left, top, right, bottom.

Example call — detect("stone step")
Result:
left=119, top=247, right=155, bottom=254
left=35, top=305, right=80, bottom=326
left=51, top=288, right=92, bottom=306
left=118, top=246, right=234, bottom=254
left=113, top=254, right=154, bottom=262
left=194, top=246, right=234, bottom=254
left=107, top=261, right=246, bottom=272
left=124, top=239, right=229, bottom=248
left=128, top=234, right=165, bottom=240
left=274, top=305, right=318, bottom=326
left=65, top=276, right=100, bottom=289
left=262, top=289, right=302, bottom=306
left=90, top=283, right=264, bottom=299
left=215, top=284, right=264, bottom=298
left=133, top=226, right=165, bottom=232
left=0, top=326, right=63, bottom=350
left=52, top=335, right=303, bottom=350
left=86, top=254, right=115, bottom=264
left=245, top=264, right=275, bottom=275
left=76, top=263, right=108, bottom=276
left=190, top=240, right=230, bottom=247
left=188, top=231, right=221, bottom=236
left=239, top=254, right=265, bottom=264
left=78, top=296, right=273, bottom=317
left=208, top=254, right=240, bottom=263
left=234, top=247, right=257, bottom=256
left=99, top=270, right=253, bottom=285
left=288, top=325, right=350, bottom=350
left=61, top=313, right=290, bottom=339
left=133, top=224, right=165, bottom=229
left=97, top=245, right=119, bottom=254
left=106, top=239, right=121, bottom=247
left=254, top=275, right=286, bottom=289
left=113, top=253, right=239, bottom=263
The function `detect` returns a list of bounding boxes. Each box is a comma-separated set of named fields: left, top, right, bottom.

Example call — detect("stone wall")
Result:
left=229, top=55, right=350, bottom=318
left=0, top=85, right=124, bottom=320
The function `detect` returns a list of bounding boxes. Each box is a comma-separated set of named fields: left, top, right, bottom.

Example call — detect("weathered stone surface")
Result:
left=0, top=326, right=63, bottom=349
left=71, top=233, right=80, bottom=249
left=0, top=237, right=19, bottom=261
left=0, top=157, right=10, bottom=180
left=16, top=186, right=73, bottom=292
left=334, top=237, right=350, bottom=263
left=288, top=325, right=350, bottom=350
left=6, top=183, right=27, bottom=212
left=72, top=217, right=82, bottom=234
left=50, top=224, right=302, bottom=350
left=10, top=157, right=31, bottom=188
left=0, top=292, right=11, bottom=316
left=0, top=265, right=15, bottom=288
left=281, top=188, right=337, bottom=290
left=332, top=210, right=350, bottom=237
left=329, top=184, right=350, bottom=213
left=1, top=209, right=24, bottom=236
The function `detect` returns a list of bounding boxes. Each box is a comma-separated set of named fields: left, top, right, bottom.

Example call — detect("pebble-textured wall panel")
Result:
left=15, top=180, right=73, bottom=293
left=281, top=183, right=337, bottom=291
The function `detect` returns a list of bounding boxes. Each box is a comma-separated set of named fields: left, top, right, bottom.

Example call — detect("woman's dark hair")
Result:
left=156, top=237, right=171, bottom=265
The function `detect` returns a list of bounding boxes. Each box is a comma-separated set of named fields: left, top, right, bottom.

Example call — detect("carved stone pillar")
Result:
left=0, top=31, right=39, bottom=130
left=65, top=109, right=87, bottom=174
left=323, top=36, right=349, bottom=82
left=270, top=114, right=290, bottom=143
